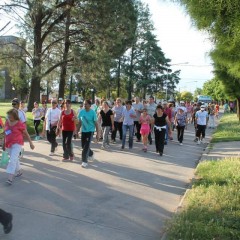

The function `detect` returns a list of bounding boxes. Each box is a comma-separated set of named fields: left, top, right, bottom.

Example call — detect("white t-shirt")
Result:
left=132, top=102, right=143, bottom=121
left=18, top=109, right=27, bottom=123
left=196, top=110, right=208, bottom=125
left=45, top=108, right=61, bottom=131
left=147, top=103, right=157, bottom=117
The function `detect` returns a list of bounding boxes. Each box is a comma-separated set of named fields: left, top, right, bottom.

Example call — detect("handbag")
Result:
left=0, top=151, right=9, bottom=166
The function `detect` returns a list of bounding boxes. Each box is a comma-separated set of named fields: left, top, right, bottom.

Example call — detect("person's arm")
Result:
left=110, top=114, right=114, bottom=130
left=57, top=112, right=63, bottom=129
left=166, top=116, right=172, bottom=132
left=23, top=129, right=35, bottom=150
left=151, top=117, right=155, bottom=132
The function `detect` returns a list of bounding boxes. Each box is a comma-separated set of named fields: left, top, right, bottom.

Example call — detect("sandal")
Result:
left=6, top=179, right=13, bottom=185
left=15, top=171, right=23, bottom=177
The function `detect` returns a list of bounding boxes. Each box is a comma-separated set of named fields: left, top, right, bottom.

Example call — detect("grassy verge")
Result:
left=212, top=113, right=240, bottom=142
left=167, top=157, right=240, bottom=240
left=0, top=102, right=80, bottom=135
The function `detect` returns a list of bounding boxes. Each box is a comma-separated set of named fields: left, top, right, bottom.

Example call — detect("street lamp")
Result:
left=165, top=62, right=189, bottom=100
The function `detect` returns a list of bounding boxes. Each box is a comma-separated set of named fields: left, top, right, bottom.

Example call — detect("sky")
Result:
left=143, top=0, right=214, bottom=93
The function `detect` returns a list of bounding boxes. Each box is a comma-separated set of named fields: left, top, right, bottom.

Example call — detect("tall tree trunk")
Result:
left=128, top=47, right=134, bottom=100
left=237, top=97, right=240, bottom=121
left=28, top=12, right=42, bottom=111
left=58, top=8, right=71, bottom=99
left=117, top=57, right=121, bottom=97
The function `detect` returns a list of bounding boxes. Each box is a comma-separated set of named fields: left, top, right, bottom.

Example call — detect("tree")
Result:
left=180, top=91, right=193, bottom=102
left=193, top=87, right=202, bottom=101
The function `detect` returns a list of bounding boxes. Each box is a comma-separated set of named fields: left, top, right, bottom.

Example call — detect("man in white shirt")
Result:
left=195, top=105, right=209, bottom=144
left=132, top=97, right=143, bottom=142
left=43, top=99, right=61, bottom=155
left=147, top=96, right=157, bottom=144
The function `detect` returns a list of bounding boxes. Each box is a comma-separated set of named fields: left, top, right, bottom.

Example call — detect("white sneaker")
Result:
left=197, top=141, right=200, bottom=145
left=49, top=152, right=55, bottom=156
left=201, top=138, right=205, bottom=144
left=180, top=143, right=183, bottom=146
left=101, top=146, right=106, bottom=150
left=81, top=162, right=88, bottom=168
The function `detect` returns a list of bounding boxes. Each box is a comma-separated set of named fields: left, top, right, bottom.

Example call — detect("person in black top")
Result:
left=0, top=209, right=12, bottom=234
left=151, top=105, right=172, bottom=156
left=98, top=101, right=114, bottom=149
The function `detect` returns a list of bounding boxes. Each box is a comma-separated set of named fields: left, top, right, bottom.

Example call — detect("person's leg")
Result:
left=159, top=129, right=166, bottom=154
left=148, top=124, right=152, bottom=144
left=154, top=129, right=160, bottom=153
left=102, top=127, right=108, bottom=148
left=118, top=122, right=123, bottom=140
left=196, top=124, right=201, bottom=143
left=0, top=209, right=13, bottom=234
left=176, top=126, right=180, bottom=142
left=179, top=126, right=185, bottom=143
left=121, top=125, right=127, bottom=148
left=6, top=144, right=22, bottom=182
left=202, top=125, right=206, bottom=139
left=134, top=121, right=141, bottom=141
left=111, top=121, right=117, bottom=141
left=66, top=131, right=74, bottom=158
left=34, top=120, right=41, bottom=136
left=81, top=132, right=92, bottom=163
left=105, top=126, right=110, bottom=145
left=62, top=131, right=68, bottom=159
left=129, top=125, right=134, bottom=149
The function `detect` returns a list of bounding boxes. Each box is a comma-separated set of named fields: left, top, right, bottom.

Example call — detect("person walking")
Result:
left=162, top=101, right=172, bottom=144
left=58, top=99, right=77, bottom=161
left=152, top=105, right=172, bottom=156
left=208, top=104, right=215, bottom=129
left=139, top=108, right=151, bottom=152
left=121, top=100, right=136, bottom=150
left=40, top=101, right=48, bottom=121
left=78, top=100, right=99, bottom=168
left=0, top=209, right=13, bottom=234
left=147, top=96, right=157, bottom=144
left=4, top=109, right=35, bottom=185
left=43, top=99, right=61, bottom=155
left=132, top=97, right=143, bottom=142
left=19, top=100, right=28, bottom=112
left=11, top=98, right=27, bottom=124
left=98, top=101, right=114, bottom=150
left=111, top=98, right=124, bottom=143
left=175, top=107, right=187, bottom=145
left=32, top=101, right=43, bottom=140
left=195, top=105, right=209, bottom=144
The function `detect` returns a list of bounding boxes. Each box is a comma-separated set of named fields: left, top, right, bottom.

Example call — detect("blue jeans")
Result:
left=122, top=125, right=134, bottom=148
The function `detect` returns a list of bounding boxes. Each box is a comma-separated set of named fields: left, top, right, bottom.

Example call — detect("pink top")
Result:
left=140, top=115, right=151, bottom=125
left=5, top=120, right=25, bottom=148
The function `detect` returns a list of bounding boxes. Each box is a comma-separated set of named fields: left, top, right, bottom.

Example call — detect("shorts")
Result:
left=140, top=124, right=150, bottom=135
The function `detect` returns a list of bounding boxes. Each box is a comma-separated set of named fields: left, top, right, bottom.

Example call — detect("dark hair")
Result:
left=103, top=101, right=109, bottom=106
left=7, top=108, right=20, bottom=121
left=85, top=99, right=92, bottom=105
left=125, top=100, right=132, bottom=105
left=34, top=101, right=39, bottom=105
left=156, top=105, right=163, bottom=110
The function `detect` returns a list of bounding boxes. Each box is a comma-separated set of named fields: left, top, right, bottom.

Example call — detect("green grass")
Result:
left=212, top=113, right=240, bottom=142
left=0, top=102, right=80, bottom=135
left=167, top=158, right=240, bottom=240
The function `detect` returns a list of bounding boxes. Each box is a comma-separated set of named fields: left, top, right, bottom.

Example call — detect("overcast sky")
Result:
left=143, top=0, right=214, bottom=92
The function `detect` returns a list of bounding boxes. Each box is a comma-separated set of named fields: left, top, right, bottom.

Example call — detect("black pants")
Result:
left=111, top=121, right=123, bottom=141
left=62, top=130, right=74, bottom=158
left=81, top=132, right=94, bottom=163
left=154, top=128, right=166, bottom=154
left=34, top=120, right=41, bottom=136
left=196, top=125, right=206, bottom=139
left=47, top=127, right=58, bottom=153
left=134, top=121, right=141, bottom=141
left=0, top=209, right=11, bottom=226
left=176, top=125, right=185, bottom=143
left=148, top=124, right=152, bottom=143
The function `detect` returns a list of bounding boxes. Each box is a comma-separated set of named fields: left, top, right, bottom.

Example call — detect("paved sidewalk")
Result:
left=0, top=123, right=214, bottom=240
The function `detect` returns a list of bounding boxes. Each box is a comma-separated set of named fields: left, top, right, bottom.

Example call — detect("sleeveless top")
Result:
left=153, top=113, right=167, bottom=127
left=61, top=110, right=75, bottom=131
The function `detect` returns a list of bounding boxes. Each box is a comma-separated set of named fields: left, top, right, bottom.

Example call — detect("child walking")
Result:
left=4, top=109, right=35, bottom=185
left=139, top=108, right=151, bottom=152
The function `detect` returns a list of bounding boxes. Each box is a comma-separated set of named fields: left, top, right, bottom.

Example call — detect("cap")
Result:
left=179, top=107, right=185, bottom=111
left=162, top=101, right=167, bottom=104
left=12, top=98, right=19, bottom=104
left=58, top=98, right=63, bottom=101
left=180, top=101, right=185, bottom=104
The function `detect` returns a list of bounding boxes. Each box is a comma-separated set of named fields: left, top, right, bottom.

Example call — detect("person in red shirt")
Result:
left=215, top=103, right=220, bottom=118
left=162, top=102, right=172, bottom=143
left=57, top=99, right=77, bottom=161
left=4, top=109, right=34, bottom=185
